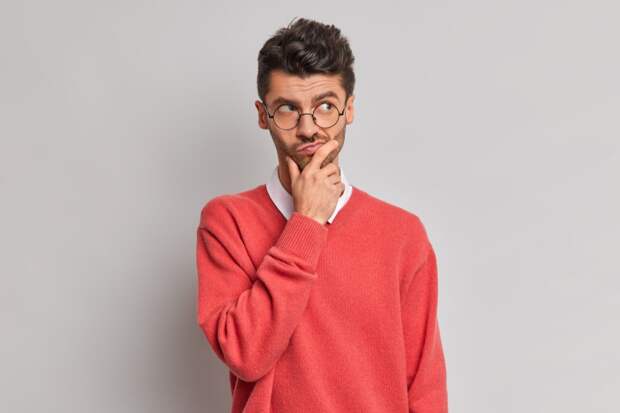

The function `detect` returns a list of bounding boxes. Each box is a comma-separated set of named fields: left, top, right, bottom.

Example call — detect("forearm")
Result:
left=197, top=210, right=327, bottom=382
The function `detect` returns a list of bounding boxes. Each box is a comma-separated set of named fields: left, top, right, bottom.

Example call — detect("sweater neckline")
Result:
left=326, top=185, right=362, bottom=229
left=260, top=183, right=363, bottom=229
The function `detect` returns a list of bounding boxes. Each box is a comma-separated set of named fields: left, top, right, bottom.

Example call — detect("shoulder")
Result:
left=355, top=187, right=431, bottom=247
left=198, top=184, right=266, bottom=229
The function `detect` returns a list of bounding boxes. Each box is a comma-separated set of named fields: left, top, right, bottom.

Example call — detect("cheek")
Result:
left=271, top=133, right=290, bottom=152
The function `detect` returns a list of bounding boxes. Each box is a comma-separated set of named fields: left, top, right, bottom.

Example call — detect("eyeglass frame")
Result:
left=261, top=97, right=348, bottom=130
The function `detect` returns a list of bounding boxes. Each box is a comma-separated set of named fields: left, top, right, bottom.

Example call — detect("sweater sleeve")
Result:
left=196, top=198, right=327, bottom=382
left=403, top=244, right=449, bottom=413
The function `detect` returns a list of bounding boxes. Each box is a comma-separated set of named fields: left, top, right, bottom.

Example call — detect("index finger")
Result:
left=305, top=140, right=338, bottom=172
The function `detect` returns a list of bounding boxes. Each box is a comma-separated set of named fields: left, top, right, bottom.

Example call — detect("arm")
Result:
left=403, top=244, right=449, bottom=413
left=196, top=197, right=327, bottom=382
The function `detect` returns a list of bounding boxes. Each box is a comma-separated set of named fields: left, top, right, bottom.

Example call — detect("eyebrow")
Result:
left=270, top=91, right=341, bottom=107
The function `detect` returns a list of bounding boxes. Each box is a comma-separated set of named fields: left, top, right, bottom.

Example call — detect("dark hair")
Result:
left=257, top=17, right=356, bottom=104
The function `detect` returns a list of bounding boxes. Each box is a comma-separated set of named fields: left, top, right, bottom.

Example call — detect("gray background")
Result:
left=1, top=1, right=618, bottom=412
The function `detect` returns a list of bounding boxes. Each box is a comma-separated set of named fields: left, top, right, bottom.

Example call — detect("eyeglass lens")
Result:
left=273, top=103, right=341, bottom=129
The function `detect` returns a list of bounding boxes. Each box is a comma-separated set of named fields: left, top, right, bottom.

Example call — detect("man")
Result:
left=196, top=17, right=448, bottom=413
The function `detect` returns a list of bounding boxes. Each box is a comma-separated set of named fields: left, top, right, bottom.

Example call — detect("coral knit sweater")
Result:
left=195, top=183, right=448, bottom=413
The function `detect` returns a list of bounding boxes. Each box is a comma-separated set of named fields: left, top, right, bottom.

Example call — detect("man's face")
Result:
left=255, top=69, right=355, bottom=172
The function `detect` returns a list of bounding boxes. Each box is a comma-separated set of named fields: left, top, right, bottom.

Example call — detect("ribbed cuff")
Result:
left=274, top=212, right=328, bottom=268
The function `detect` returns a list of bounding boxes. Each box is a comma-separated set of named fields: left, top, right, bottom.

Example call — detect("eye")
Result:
left=316, top=102, right=334, bottom=111
left=277, top=104, right=296, bottom=112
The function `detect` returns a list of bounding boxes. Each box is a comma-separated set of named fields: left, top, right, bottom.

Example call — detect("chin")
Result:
left=298, top=158, right=311, bottom=170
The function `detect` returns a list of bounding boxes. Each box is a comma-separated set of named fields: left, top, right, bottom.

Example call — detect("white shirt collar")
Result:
left=266, top=163, right=353, bottom=224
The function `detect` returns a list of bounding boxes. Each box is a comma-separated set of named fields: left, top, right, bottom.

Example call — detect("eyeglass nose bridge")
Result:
left=295, top=112, right=317, bottom=127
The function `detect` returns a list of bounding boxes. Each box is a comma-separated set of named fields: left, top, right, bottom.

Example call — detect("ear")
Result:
left=255, top=100, right=269, bottom=129
left=345, top=94, right=355, bottom=125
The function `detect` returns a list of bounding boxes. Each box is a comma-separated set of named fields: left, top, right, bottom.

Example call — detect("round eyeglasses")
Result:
left=262, top=100, right=346, bottom=130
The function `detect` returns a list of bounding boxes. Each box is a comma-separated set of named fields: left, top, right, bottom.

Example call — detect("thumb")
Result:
left=285, top=155, right=299, bottom=183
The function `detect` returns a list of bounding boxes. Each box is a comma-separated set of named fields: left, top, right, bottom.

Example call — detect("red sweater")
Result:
left=195, top=183, right=448, bottom=412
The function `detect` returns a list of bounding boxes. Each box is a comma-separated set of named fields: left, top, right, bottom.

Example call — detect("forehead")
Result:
left=266, top=70, right=345, bottom=104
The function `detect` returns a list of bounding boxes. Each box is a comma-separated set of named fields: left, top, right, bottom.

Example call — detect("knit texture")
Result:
left=196, top=184, right=448, bottom=412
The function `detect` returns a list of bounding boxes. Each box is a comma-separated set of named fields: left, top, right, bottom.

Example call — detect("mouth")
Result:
left=297, top=141, right=325, bottom=155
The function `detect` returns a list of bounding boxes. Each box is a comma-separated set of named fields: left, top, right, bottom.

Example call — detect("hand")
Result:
left=286, top=140, right=344, bottom=226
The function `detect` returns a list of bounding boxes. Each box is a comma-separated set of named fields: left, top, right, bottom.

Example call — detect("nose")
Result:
left=296, top=113, right=319, bottom=138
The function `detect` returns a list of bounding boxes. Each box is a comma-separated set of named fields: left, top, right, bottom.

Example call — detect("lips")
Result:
left=297, top=141, right=325, bottom=153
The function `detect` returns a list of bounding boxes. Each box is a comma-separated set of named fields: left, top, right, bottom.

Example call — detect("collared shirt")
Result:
left=265, top=164, right=353, bottom=224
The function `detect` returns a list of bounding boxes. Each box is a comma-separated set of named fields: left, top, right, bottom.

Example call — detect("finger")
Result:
left=326, top=174, right=342, bottom=185
left=317, top=162, right=340, bottom=178
left=328, top=179, right=345, bottom=197
left=305, top=140, right=339, bottom=173
left=338, top=182, right=345, bottom=195
left=285, top=156, right=300, bottom=183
